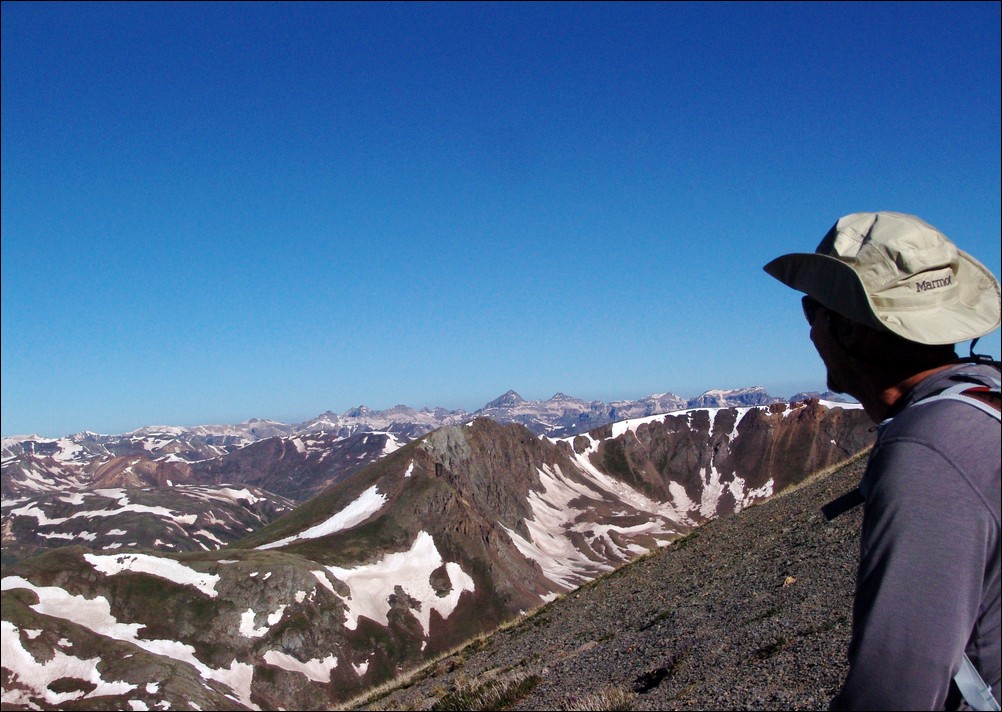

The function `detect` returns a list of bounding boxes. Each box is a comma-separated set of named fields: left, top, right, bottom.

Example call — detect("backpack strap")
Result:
left=955, top=653, right=1001, bottom=711
left=821, top=487, right=866, bottom=522
left=909, top=380, right=1002, bottom=422
left=932, top=379, right=1002, bottom=711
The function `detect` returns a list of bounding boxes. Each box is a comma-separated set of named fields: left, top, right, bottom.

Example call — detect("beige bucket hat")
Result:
left=763, top=211, right=1001, bottom=345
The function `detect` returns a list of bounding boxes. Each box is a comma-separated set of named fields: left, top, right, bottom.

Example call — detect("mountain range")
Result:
left=1, top=387, right=847, bottom=565
left=3, top=385, right=844, bottom=465
left=1, top=393, right=871, bottom=710
left=2, top=385, right=844, bottom=500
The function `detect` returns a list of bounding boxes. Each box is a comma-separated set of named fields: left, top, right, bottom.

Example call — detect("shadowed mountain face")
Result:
left=1, top=401, right=873, bottom=710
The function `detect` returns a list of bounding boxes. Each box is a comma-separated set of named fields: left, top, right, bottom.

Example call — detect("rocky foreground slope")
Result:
left=351, top=454, right=869, bottom=711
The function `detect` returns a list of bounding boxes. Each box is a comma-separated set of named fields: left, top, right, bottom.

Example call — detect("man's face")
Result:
left=802, top=296, right=851, bottom=395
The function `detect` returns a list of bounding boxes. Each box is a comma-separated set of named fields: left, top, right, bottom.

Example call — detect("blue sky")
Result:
left=2, top=1, right=1000, bottom=438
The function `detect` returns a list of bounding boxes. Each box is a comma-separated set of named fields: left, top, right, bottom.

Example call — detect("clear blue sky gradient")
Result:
left=3, top=1, right=1000, bottom=437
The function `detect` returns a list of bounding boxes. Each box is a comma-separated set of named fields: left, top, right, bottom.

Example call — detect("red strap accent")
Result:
left=962, top=387, right=1002, bottom=412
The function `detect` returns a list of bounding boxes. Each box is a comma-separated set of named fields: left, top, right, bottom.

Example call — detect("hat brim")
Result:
left=763, top=250, right=1001, bottom=345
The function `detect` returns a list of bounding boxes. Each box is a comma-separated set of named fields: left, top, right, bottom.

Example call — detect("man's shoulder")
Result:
left=878, top=394, right=999, bottom=458
left=904, top=362, right=1002, bottom=406
left=887, top=363, right=1001, bottom=437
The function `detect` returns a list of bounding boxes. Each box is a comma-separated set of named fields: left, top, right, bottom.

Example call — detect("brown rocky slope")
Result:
left=349, top=452, right=869, bottom=711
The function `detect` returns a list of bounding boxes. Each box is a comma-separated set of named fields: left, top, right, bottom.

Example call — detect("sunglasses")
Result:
left=801, top=295, right=825, bottom=326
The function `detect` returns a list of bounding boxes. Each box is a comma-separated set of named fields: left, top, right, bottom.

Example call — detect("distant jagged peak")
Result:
left=381, top=404, right=420, bottom=417
left=789, top=390, right=856, bottom=404
left=547, top=392, right=587, bottom=404
left=484, top=390, right=526, bottom=409
left=297, top=411, right=344, bottom=432
left=686, top=386, right=778, bottom=408
left=699, top=385, right=768, bottom=397
left=305, top=410, right=341, bottom=423
left=421, top=406, right=466, bottom=417
left=342, top=405, right=373, bottom=418
left=640, top=391, right=687, bottom=404
left=332, top=404, right=457, bottom=425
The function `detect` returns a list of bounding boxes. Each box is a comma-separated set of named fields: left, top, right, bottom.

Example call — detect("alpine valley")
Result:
left=0, top=387, right=870, bottom=710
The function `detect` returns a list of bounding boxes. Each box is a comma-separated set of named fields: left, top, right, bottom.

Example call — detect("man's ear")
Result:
left=828, top=312, right=871, bottom=354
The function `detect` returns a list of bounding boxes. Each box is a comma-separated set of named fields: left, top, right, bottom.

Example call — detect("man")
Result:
left=763, top=212, right=1001, bottom=710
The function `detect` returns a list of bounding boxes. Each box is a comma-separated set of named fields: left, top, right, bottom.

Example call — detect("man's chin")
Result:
left=826, top=372, right=847, bottom=395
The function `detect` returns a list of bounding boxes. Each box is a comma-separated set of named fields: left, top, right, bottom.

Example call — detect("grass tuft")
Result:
left=430, top=672, right=541, bottom=711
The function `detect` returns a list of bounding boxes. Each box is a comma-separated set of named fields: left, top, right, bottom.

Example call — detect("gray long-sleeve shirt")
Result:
left=830, top=364, right=1001, bottom=711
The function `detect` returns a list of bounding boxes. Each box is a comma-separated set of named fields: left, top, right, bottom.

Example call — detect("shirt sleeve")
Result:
left=829, top=436, right=993, bottom=710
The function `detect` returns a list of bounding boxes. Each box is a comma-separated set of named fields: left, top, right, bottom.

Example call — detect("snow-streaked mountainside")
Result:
left=1, top=387, right=850, bottom=565
left=1, top=431, right=404, bottom=565
left=2, top=486, right=296, bottom=566
left=2, top=398, right=873, bottom=710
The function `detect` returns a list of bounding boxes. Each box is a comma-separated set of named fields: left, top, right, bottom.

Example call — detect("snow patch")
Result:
left=257, top=485, right=387, bottom=550
left=311, top=570, right=335, bottom=593
left=501, top=464, right=676, bottom=591
left=382, top=433, right=404, bottom=456
left=238, top=605, right=287, bottom=638
left=326, top=531, right=474, bottom=634
left=262, top=650, right=338, bottom=683
left=83, top=553, right=220, bottom=597
left=0, top=578, right=256, bottom=709
left=1, top=621, right=137, bottom=706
